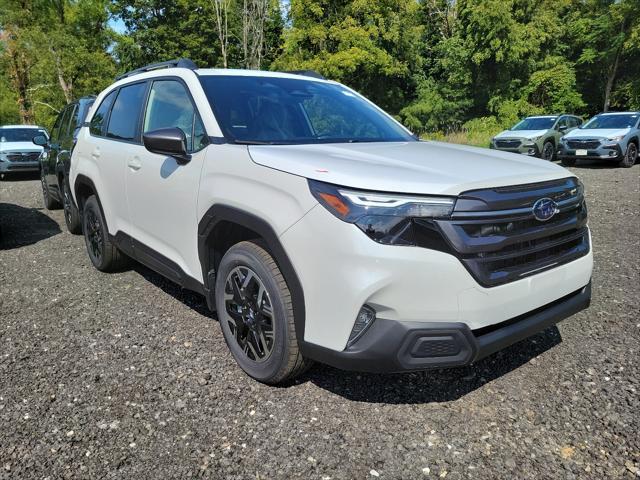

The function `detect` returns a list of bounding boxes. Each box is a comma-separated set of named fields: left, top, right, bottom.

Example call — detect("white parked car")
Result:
left=0, top=125, right=48, bottom=176
left=70, top=59, right=593, bottom=384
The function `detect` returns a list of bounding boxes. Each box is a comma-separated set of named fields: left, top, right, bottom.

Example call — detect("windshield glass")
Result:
left=511, top=117, right=557, bottom=131
left=582, top=114, right=639, bottom=129
left=0, top=128, right=47, bottom=142
left=199, top=75, right=415, bottom=144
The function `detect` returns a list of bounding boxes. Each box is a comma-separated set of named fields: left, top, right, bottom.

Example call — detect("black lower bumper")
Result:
left=303, top=282, right=591, bottom=373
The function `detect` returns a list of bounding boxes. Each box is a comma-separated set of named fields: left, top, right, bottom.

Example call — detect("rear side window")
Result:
left=106, top=82, right=147, bottom=141
left=90, top=91, right=116, bottom=136
left=143, top=80, right=206, bottom=152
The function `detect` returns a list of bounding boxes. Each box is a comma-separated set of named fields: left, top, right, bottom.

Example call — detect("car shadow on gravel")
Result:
left=300, top=327, right=562, bottom=404
left=570, top=159, right=639, bottom=169
left=0, top=203, right=62, bottom=250
left=0, top=172, right=40, bottom=182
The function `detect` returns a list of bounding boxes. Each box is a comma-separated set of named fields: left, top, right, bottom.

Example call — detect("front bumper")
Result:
left=491, top=142, right=540, bottom=157
left=303, top=282, right=591, bottom=372
left=558, top=143, right=622, bottom=161
left=0, top=160, right=40, bottom=173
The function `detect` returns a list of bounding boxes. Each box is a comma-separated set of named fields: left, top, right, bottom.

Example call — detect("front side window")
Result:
left=511, top=117, right=557, bottom=131
left=90, top=90, right=116, bottom=136
left=199, top=75, right=414, bottom=145
left=51, top=109, right=65, bottom=142
left=106, top=82, right=147, bottom=141
left=143, top=80, right=206, bottom=152
left=582, top=114, right=639, bottom=129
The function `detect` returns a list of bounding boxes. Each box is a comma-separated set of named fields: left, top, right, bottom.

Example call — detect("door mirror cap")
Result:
left=558, top=125, right=568, bottom=132
left=32, top=134, right=48, bottom=146
left=143, top=127, right=191, bottom=163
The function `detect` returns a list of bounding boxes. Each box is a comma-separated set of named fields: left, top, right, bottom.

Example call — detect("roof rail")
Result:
left=116, top=58, right=198, bottom=81
left=283, top=70, right=326, bottom=80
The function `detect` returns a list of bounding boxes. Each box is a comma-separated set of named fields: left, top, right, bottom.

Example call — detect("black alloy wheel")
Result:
left=542, top=141, right=555, bottom=161
left=620, top=142, right=637, bottom=168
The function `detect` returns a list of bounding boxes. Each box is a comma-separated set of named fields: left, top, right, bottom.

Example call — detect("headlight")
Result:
left=527, top=136, right=542, bottom=142
left=606, top=135, right=624, bottom=142
left=308, top=179, right=456, bottom=245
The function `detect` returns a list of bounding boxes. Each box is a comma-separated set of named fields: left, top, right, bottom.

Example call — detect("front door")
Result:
left=125, top=78, right=209, bottom=282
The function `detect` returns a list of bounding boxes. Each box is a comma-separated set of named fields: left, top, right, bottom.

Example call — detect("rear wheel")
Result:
left=215, top=240, right=310, bottom=384
left=561, top=157, right=577, bottom=167
left=541, top=141, right=555, bottom=161
left=63, top=180, right=82, bottom=234
left=41, top=169, right=60, bottom=210
left=619, top=142, right=637, bottom=168
left=82, top=195, right=129, bottom=272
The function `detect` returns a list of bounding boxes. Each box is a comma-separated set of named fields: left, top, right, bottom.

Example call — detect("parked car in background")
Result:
left=558, top=111, right=639, bottom=168
left=0, top=125, right=49, bottom=177
left=34, top=96, right=95, bottom=233
left=491, top=115, right=582, bottom=161
left=69, top=60, right=592, bottom=384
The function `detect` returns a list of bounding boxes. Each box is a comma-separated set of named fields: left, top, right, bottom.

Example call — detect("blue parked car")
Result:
left=558, top=111, right=639, bottom=168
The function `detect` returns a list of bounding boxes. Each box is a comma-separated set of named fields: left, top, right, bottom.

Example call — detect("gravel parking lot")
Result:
left=1, top=163, right=639, bottom=479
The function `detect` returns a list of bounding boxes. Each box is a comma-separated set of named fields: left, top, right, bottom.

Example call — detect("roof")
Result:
left=196, top=68, right=328, bottom=81
left=597, top=111, right=640, bottom=115
left=525, top=115, right=558, bottom=119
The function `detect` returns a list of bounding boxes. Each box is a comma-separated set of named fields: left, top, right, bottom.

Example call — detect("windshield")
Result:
left=199, top=75, right=415, bottom=144
left=0, top=128, right=47, bottom=142
left=582, top=114, right=639, bottom=130
left=511, top=117, right=557, bottom=131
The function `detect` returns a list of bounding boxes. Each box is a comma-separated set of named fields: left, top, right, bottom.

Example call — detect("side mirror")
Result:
left=32, top=134, right=48, bottom=146
left=143, top=127, right=191, bottom=163
left=558, top=125, right=568, bottom=132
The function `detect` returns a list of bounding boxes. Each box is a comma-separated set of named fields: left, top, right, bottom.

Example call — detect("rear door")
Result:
left=90, top=82, right=148, bottom=236
left=125, top=78, right=208, bottom=282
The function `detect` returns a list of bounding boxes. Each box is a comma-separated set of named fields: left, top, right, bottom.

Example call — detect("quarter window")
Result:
left=143, top=80, right=206, bottom=152
left=106, top=82, right=147, bottom=141
left=90, top=90, right=117, bottom=136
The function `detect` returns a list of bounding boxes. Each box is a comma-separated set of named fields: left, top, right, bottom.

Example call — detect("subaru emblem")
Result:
left=532, top=198, right=559, bottom=222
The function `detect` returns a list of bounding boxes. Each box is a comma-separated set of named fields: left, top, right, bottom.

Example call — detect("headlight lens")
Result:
left=527, top=136, right=542, bottom=142
left=308, top=179, right=456, bottom=246
left=606, top=135, right=624, bottom=142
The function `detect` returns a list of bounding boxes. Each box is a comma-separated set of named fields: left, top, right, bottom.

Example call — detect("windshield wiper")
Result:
left=231, top=139, right=278, bottom=145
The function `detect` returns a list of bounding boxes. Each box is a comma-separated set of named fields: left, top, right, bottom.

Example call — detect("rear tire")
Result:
left=63, top=179, right=82, bottom=234
left=41, top=169, right=61, bottom=210
left=215, top=240, right=311, bottom=384
left=82, top=195, right=129, bottom=272
left=619, top=142, right=637, bottom=168
left=561, top=157, right=577, bottom=167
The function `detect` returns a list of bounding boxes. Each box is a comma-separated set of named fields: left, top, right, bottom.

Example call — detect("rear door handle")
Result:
left=127, top=157, right=142, bottom=171
left=91, top=148, right=100, bottom=160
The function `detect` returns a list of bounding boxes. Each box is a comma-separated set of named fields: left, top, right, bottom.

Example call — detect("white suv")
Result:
left=70, top=59, right=593, bottom=384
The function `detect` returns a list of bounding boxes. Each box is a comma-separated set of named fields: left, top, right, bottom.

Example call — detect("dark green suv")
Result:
left=491, top=115, right=582, bottom=160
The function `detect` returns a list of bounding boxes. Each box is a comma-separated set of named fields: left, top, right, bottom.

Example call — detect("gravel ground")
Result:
left=1, top=163, right=639, bottom=480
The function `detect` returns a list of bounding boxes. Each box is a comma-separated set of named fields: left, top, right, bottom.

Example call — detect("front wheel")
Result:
left=541, top=141, right=555, bottom=161
left=41, top=169, right=60, bottom=210
left=63, top=180, right=82, bottom=234
left=215, top=241, right=311, bottom=384
left=619, top=142, right=637, bottom=168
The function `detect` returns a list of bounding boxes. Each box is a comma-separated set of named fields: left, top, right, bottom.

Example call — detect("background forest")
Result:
left=0, top=0, right=638, bottom=145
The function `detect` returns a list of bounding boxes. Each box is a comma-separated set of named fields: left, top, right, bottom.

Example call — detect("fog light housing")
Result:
left=347, top=305, right=376, bottom=347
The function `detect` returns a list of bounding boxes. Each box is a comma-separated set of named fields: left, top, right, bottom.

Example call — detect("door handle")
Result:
left=91, top=148, right=100, bottom=160
left=127, top=157, right=142, bottom=171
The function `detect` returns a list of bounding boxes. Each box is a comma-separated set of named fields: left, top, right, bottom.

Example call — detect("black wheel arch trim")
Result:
left=197, top=204, right=307, bottom=344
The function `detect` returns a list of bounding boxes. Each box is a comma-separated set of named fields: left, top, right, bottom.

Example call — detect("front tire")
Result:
left=41, top=169, right=61, bottom=210
left=619, top=142, right=637, bottom=168
left=82, top=195, right=128, bottom=272
left=541, top=141, right=555, bottom=161
left=215, top=241, right=310, bottom=384
left=63, top=180, right=82, bottom=234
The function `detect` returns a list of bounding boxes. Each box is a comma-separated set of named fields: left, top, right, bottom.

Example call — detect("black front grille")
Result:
left=495, top=139, right=521, bottom=149
left=6, top=152, right=41, bottom=162
left=435, top=177, right=590, bottom=287
left=567, top=140, right=600, bottom=150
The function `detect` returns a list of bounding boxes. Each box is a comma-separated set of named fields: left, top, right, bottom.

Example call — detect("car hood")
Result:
left=564, top=128, right=630, bottom=140
left=494, top=129, right=547, bottom=140
left=248, top=141, right=571, bottom=196
left=0, top=141, right=43, bottom=153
